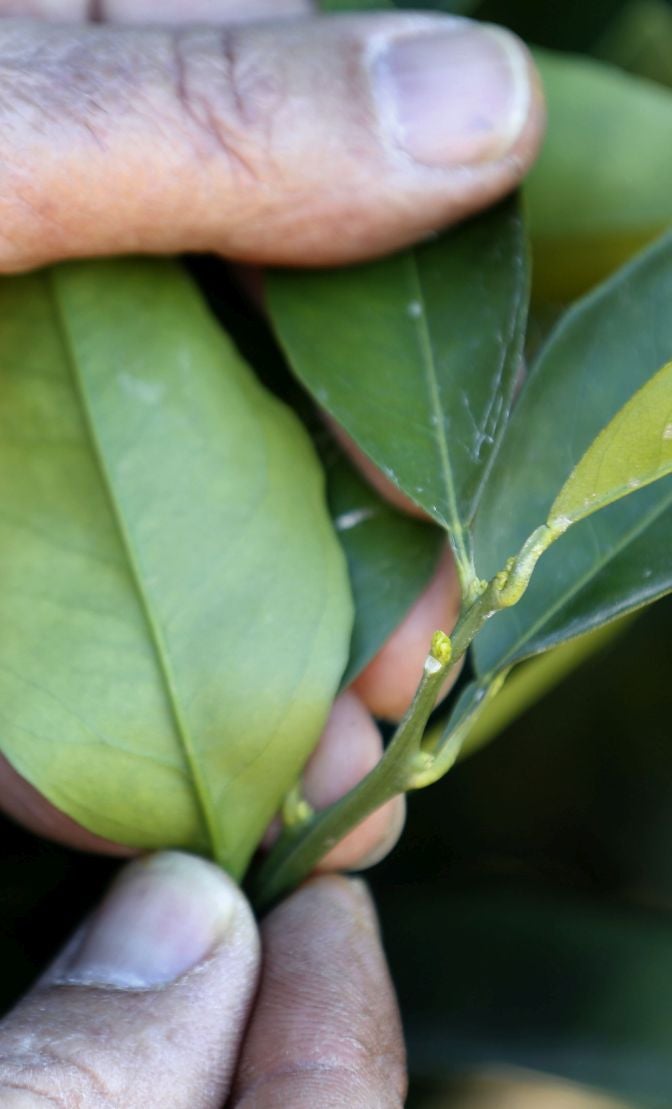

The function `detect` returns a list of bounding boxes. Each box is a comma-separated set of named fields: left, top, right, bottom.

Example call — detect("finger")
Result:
left=303, top=690, right=406, bottom=871
left=0, top=0, right=311, bottom=21
left=107, top=0, right=310, bottom=20
left=261, top=691, right=404, bottom=871
left=0, top=750, right=135, bottom=854
left=0, top=698, right=404, bottom=873
left=0, top=14, right=544, bottom=272
left=328, top=418, right=427, bottom=518
left=232, top=876, right=407, bottom=1107
left=0, top=853, right=260, bottom=1109
left=354, top=549, right=462, bottom=721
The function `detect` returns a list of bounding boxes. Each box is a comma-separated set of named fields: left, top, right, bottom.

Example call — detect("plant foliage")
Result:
left=0, top=262, right=352, bottom=877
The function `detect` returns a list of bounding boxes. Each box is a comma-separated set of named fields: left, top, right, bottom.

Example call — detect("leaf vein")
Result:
left=46, top=273, right=221, bottom=859
left=408, top=257, right=472, bottom=583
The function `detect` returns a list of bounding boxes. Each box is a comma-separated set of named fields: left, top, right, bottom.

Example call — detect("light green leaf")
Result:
left=527, top=51, right=672, bottom=300
left=549, top=360, right=672, bottom=531
left=268, top=198, right=529, bottom=593
left=473, top=230, right=672, bottom=676
left=0, top=261, right=352, bottom=878
left=327, top=455, right=444, bottom=687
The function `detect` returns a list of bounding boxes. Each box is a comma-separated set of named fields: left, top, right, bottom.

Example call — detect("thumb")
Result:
left=0, top=853, right=260, bottom=1109
left=0, top=13, right=543, bottom=272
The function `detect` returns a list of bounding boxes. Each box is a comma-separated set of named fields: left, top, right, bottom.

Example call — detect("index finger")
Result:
left=0, top=0, right=311, bottom=20
left=0, top=13, right=543, bottom=272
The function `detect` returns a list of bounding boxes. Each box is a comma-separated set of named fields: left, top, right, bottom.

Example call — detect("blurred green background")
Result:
left=1, top=1, right=672, bottom=1106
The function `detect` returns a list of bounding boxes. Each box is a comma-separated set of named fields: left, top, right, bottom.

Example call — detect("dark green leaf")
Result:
left=268, top=198, right=529, bottom=591
left=459, top=619, right=632, bottom=760
left=596, top=0, right=672, bottom=89
left=0, top=261, right=352, bottom=878
left=327, top=456, right=444, bottom=687
left=473, top=231, right=672, bottom=677
left=527, top=50, right=672, bottom=300
left=476, top=0, right=631, bottom=51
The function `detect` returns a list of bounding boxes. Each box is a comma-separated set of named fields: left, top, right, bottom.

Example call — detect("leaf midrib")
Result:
left=47, top=272, right=221, bottom=860
left=408, top=256, right=472, bottom=580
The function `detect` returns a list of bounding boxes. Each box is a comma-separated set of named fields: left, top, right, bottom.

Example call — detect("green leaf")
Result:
left=596, top=0, right=672, bottom=89
left=459, top=618, right=632, bottom=761
left=0, top=261, right=352, bottom=878
left=549, top=360, right=672, bottom=531
left=527, top=50, right=672, bottom=300
left=268, top=198, right=529, bottom=592
left=327, top=455, right=444, bottom=687
left=473, top=231, right=672, bottom=677
left=421, top=624, right=629, bottom=775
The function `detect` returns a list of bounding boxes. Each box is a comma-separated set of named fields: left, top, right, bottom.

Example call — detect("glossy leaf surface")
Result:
left=549, top=360, right=672, bottom=530
left=474, top=232, right=672, bottom=676
left=528, top=51, right=672, bottom=300
left=0, top=262, right=352, bottom=877
left=268, top=199, right=528, bottom=586
left=327, top=456, right=444, bottom=687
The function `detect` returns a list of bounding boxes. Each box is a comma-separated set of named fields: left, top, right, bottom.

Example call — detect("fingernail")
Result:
left=376, top=22, right=531, bottom=168
left=62, top=852, right=238, bottom=989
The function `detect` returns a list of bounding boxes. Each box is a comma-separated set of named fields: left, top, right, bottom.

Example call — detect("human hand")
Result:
left=0, top=0, right=545, bottom=866
left=0, top=852, right=406, bottom=1107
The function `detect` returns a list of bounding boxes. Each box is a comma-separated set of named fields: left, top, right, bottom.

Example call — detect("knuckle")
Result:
left=0, top=23, right=109, bottom=269
left=169, top=27, right=285, bottom=184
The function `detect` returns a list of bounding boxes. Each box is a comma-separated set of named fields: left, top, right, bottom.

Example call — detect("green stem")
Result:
left=411, top=672, right=508, bottom=787
left=251, top=640, right=450, bottom=911
left=251, top=521, right=559, bottom=911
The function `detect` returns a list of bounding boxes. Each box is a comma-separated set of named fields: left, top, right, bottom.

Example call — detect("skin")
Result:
left=0, top=861, right=407, bottom=1108
left=0, top=0, right=545, bottom=1102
